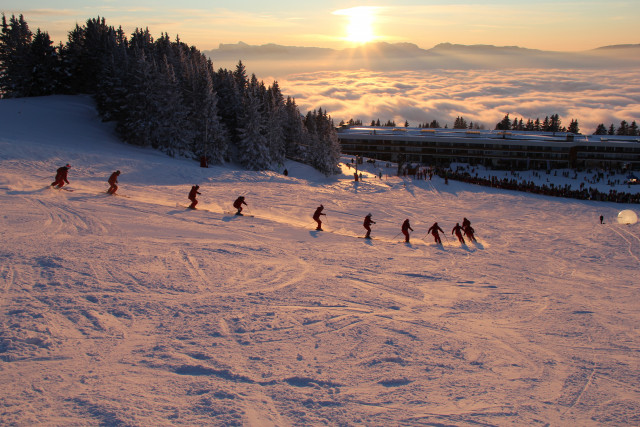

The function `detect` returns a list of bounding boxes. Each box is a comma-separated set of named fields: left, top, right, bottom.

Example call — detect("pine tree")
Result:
left=617, top=120, right=629, bottom=135
left=567, top=119, right=579, bottom=134
left=265, top=81, right=286, bottom=167
left=283, top=96, right=306, bottom=160
left=495, top=114, right=511, bottom=130
left=593, top=124, right=607, bottom=135
left=61, top=17, right=119, bottom=94
left=237, top=82, right=270, bottom=170
left=549, top=114, right=561, bottom=132
left=0, top=14, right=33, bottom=97
left=608, top=124, right=615, bottom=135
left=534, top=118, right=541, bottom=131
left=454, top=116, right=468, bottom=129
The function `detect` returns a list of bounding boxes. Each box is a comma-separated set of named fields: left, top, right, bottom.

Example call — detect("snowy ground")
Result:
left=1, top=96, right=639, bottom=426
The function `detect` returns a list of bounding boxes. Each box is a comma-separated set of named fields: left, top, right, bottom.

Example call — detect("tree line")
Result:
left=0, top=14, right=341, bottom=175
left=340, top=113, right=638, bottom=137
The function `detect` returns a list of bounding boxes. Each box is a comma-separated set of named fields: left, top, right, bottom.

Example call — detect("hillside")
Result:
left=0, top=96, right=639, bottom=425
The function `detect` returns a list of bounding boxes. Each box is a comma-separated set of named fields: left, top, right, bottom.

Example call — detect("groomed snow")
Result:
left=1, top=96, right=639, bottom=426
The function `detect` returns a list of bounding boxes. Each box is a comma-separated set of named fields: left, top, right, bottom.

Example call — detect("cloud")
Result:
left=278, top=68, right=640, bottom=132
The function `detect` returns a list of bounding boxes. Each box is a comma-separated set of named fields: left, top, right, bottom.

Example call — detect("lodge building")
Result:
left=337, top=127, right=640, bottom=171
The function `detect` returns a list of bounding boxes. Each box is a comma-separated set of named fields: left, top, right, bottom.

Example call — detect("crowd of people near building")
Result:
left=414, top=165, right=640, bottom=204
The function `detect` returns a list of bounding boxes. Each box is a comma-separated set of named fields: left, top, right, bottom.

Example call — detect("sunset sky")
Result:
left=2, top=1, right=638, bottom=51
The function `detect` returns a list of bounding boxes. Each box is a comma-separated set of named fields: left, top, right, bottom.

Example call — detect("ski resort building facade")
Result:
left=337, top=127, right=640, bottom=171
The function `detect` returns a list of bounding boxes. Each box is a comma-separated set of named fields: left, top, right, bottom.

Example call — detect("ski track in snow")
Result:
left=1, top=96, right=640, bottom=426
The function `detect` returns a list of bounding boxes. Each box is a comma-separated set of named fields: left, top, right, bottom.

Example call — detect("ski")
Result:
left=102, top=192, right=129, bottom=198
left=177, top=203, right=210, bottom=212
left=224, top=211, right=254, bottom=217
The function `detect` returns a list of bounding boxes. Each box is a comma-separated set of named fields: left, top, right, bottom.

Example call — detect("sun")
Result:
left=334, top=7, right=378, bottom=44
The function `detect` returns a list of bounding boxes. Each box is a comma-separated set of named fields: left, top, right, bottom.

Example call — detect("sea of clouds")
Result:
left=275, top=68, right=639, bottom=133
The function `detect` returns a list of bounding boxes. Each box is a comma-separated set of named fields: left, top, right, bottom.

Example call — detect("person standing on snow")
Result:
left=313, top=205, right=326, bottom=231
left=452, top=223, right=466, bottom=244
left=427, top=222, right=444, bottom=244
left=599, top=215, right=604, bottom=224
left=188, top=185, right=201, bottom=209
left=107, top=170, right=120, bottom=195
left=233, top=196, right=247, bottom=215
left=51, top=164, right=71, bottom=189
left=363, top=213, right=376, bottom=239
left=401, top=219, right=413, bottom=243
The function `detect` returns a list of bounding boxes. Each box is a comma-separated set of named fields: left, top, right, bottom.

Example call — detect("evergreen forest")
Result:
left=0, top=15, right=341, bottom=175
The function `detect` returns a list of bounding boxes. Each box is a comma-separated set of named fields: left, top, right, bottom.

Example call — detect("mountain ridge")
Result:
left=204, top=41, right=640, bottom=75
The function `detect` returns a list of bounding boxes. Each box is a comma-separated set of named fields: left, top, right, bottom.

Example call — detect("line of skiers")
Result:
left=51, top=164, right=121, bottom=196
left=51, top=164, right=477, bottom=243
left=314, top=203, right=476, bottom=244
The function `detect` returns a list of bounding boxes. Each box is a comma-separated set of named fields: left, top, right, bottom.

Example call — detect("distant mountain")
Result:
left=204, top=41, right=640, bottom=76
left=214, top=41, right=332, bottom=58
left=590, top=43, right=640, bottom=51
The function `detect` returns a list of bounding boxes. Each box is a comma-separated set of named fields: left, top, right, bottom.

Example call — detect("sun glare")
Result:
left=334, top=7, right=378, bottom=44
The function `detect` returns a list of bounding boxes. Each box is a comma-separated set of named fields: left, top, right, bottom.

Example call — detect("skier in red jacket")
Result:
left=363, top=213, right=375, bottom=239
left=233, top=196, right=247, bottom=215
left=427, top=222, right=444, bottom=244
left=401, top=219, right=413, bottom=243
left=51, top=164, right=71, bottom=188
left=452, top=223, right=466, bottom=244
left=107, top=170, right=120, bottom=194
left=188, top=185, right=200, bottom=209
left=313, top=205, right=326, bottom=230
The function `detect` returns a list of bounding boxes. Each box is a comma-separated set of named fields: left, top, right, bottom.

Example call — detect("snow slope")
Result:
left=1, top=96, right=639, bottom=426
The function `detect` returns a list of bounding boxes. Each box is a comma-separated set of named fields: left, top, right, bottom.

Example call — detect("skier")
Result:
left=462, top=217, right=471, bottom=229
left=188, top=185, right=200, bottom=209
left=599, top=215, right=604, bottom=224
left=452, top=223, right=466, bottom=244
left=463, top=224, right=477, bottom=242
left=363, top=213, right=376, bottom=239
left=313, top=205, right=326, bottom=231
left=233, top=196, right=247, bottom=215
left=401, top=219, right=414, bottom=243
left=107, top=170, right=120, bottom=195
left=283, top=169, right=288, bottom=176
left=51, top=164, right=71, bottom=189
left=354, top=172, right=359, bottom=182
left=427, top=222, right=444, bottom=244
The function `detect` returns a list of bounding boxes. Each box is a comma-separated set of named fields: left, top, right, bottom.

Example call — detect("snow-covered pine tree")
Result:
left=149, top=54, right=188, bottom=157
left=94, top=27, right=129, bottom=122
left=303, top=109, right=341, bottom=175
left=187, top=54, right=228, bottom=164
left=265, top=81, right=286, bottom=167
left=283, top=96, right=307, bottom=161
left=237, top=81, right=270, bottom=170
left=214, top=68, right=243, bottom=148
left=116, top=48, right=155, bottom=146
